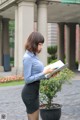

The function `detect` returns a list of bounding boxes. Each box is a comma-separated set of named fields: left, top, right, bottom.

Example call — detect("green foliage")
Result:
left=47, top=46, right=57, bottom=63
left=0, top=80, right=24, bottom=87
left=40, top=68, right=74, bottom=109
left=9, top=20, right=15, bottom=29
left=47, top=57, right=52, bottom=63
left=9, top=20, right=15, bottom=49
left=10, top=57, right=14, bottom=66
left=49, top=59, right=57, bottom=64
left=9, top=42, right=14, bottom=48
left=75, top=61, right=78, bottom=69
left=47, top=46, right=57, bottom=55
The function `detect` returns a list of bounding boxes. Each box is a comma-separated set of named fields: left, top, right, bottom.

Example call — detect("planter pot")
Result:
left=40, top=103, right=61, bottom=120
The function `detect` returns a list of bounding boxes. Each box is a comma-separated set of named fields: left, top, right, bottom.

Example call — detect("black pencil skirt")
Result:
left=21, top=81, right=40, bottom=114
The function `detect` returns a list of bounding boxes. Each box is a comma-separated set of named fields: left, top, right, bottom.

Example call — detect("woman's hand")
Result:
left=43, top=68, right=53, bottom=75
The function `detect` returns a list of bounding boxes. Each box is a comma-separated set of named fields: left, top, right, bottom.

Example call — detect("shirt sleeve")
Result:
left=23, top=57, right=46, bottom=84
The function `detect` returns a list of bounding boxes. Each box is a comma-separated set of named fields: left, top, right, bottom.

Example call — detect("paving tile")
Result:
left=0, top=72, right=80, bottom=120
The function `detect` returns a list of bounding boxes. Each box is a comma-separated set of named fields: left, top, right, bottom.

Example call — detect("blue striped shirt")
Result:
left=23, top=50, right=46, bottom=84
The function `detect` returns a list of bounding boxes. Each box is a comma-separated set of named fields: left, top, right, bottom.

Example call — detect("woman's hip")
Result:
left=21, top=81, right=40, bottom=99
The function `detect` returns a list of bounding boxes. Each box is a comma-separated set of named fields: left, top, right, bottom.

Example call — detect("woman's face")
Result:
left=37, top=43, right=43, bottom=53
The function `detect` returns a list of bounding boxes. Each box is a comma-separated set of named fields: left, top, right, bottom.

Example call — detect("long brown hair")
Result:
left=25, top=32, right=44, bottom=54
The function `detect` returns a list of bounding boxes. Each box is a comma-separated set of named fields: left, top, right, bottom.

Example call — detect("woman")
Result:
left=21, top=32, right=53, bottom=120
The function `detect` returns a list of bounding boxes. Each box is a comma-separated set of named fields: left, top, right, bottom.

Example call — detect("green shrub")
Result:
left=47, top=46, right=57, bottom=55
left=47, top=46, right=57, bottom=64
left=40, top=68, right=74, bottom=109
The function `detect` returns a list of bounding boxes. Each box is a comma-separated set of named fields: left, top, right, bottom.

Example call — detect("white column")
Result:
left=14, top=1, right=34, bottom=74
left=37, top=1, right=48, bottom=66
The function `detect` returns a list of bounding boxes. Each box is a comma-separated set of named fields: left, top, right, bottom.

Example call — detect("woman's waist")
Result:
left=22, top=81, right=40, bottom=94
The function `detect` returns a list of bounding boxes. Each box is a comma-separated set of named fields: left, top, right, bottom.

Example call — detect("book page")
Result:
left=44, top=60, right=68, bottom=78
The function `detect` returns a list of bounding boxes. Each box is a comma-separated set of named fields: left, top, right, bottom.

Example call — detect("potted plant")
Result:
left=40, top=68, right=74, bottom=120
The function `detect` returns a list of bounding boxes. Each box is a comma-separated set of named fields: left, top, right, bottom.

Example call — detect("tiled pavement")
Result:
left=0, top=72, right=80, bottom=120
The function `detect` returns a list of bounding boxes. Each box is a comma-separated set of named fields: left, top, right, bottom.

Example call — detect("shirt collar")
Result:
left=26, top=50, right=35, bottom=57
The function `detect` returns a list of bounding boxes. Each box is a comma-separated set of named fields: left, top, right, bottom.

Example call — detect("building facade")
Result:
left=0, top=0, right=80, bottom=74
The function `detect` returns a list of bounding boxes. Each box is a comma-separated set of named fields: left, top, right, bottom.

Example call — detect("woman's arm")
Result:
left=23, top=57, right=45, bottom=84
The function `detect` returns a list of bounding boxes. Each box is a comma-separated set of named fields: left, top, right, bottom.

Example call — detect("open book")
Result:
left=44, top=60, right=68, bottom=78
